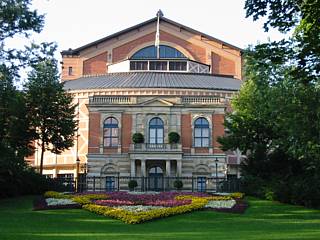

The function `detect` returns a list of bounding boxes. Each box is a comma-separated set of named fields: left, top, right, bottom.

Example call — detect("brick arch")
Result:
left=112, top=30, right=206, bottom=63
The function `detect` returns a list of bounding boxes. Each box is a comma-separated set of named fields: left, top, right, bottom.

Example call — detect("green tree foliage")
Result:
left=24, top=47, right=78, bottom=175
left=219, top=1, right=320, bottom=207
left=0, top=0, right=67, bottom=197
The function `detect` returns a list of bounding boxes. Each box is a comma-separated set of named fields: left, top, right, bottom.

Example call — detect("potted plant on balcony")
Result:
left=128, top=179, right=138, bottom=191
left=168, top=132, right=180, bottom=144
left=132, top=133, right=144, bottom=143
left=173, top=179, right=183, bottom=191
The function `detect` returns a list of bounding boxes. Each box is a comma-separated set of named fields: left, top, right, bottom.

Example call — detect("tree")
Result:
left=0, top=0, right=61, bottom=197
left=219, top=1, right=320, bottom=207
left=0, top=0, right=44, bottom=156
left=24, top=55, right=78, bottom=175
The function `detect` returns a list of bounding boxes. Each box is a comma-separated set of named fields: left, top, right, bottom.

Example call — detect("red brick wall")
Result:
left=195, top=148, right=209, bottom=154
left=103, top=148, right=117, bottom=154
left=113, top=31, right=206, bottom=63
left=181, top=114, right=192, bottom=153
left=83, top=51, right=108, bottom=75
left=88, top=112, right=101, bottom=153
left=122, top=114, right=132, bottom=153
left=212, top=114, right=224, bottom=153
left=211, top=52, right=235, bottom=76
left=61, top=56, right=82, bottom=81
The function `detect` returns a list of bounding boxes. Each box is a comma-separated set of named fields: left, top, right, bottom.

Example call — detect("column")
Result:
left=141, top=159, right=146, bottom=177
left=177, top=160, right=182, bottom=177
left=53, top=167, right=58, bottom=178
left=130, top=160, right=136, bottom=177
left=166, top=160, right=171, bottom=177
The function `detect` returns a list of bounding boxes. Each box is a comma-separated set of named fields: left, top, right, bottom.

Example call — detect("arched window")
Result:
left=103, top=117, right=119, bottom=147
left=131, top=45, right=187, bottom=59
left=149, top=117, right=164, bottom=144
left=194, top=117, right=210, bottom=147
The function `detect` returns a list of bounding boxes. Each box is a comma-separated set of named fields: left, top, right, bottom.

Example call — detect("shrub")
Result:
left=132, top=133, right=144, bottom=144
left=173, top=180, right=183, bottom=190
left=168, top=132, right=180, bottom=144
left=128, top=180, right=138, bottom=191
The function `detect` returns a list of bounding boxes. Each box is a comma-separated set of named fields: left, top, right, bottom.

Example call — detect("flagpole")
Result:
left=155, top=10, right=163, bottom=59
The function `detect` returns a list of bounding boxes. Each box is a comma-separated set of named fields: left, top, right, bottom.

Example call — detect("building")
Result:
left=28, top=11, right=243, bottom=191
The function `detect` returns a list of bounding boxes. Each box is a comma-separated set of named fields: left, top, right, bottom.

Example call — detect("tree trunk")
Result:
left=40, top=140, right=45, bottom=175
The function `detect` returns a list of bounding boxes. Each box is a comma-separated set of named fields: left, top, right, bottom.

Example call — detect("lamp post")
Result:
left=215, top=158, right=219, bottom=192
left=76, top=158, right=80, bottom=192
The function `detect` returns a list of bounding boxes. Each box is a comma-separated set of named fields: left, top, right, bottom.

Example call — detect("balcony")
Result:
left=130, top=143, right=182, bottom=152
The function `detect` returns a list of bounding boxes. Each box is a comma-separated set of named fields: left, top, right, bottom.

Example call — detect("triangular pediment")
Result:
left=139, top=97, right=174, bottom=107
left=61, top=16, right=241, bottom=56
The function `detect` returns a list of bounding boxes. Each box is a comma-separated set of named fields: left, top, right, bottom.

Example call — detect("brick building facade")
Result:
left=29, top=13, right=243, bottom=190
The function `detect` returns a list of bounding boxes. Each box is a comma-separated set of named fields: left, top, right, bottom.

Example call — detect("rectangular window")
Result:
left=195, top=128, right=202, bottom=137
left=202, top=138, right=209, bottom=147
left=149, top=61, right=167, bottom=70
left=195, top=138, right=202, bottom=147
left=130, top=61, right=148, bottom=70
left=68, top=66, right=73, bottom=76
left=169, top=61, right=187, bottom=71
left=202, top=128, right=209, bottom=138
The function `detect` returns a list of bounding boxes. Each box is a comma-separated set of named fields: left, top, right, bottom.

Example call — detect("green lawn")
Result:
left=0, top=196, right=320, bottom=240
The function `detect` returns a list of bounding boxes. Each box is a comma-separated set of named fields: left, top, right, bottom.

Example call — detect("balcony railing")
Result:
left=89, top=96, right=136, bottom=105
left=130, top=143, right=182, bottom=152
left=182, top=96, right=224, bottom=105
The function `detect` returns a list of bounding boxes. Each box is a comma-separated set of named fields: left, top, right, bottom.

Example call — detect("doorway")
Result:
left=148, top=166, right=164, bottom=191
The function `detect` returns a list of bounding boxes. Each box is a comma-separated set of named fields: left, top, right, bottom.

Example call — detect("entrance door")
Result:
left=148, top=166, right=164, bottom=191
left=105, top=176, right=115, bottom=192
left=197, top=177, right=206, bottom=192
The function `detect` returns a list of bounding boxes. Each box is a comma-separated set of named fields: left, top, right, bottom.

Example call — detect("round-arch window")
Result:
left=194, top=117, right=210, bottom=147
left=131, top=45, right=187, bottom=59
left=149, top=166, right=163, bottom=174
left=103, top=117, right=119, bottom=147
left=149, top=117, right=164, bottom=144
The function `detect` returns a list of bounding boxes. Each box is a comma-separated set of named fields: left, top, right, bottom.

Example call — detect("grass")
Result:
left=0, top=196, right=320, bottom=240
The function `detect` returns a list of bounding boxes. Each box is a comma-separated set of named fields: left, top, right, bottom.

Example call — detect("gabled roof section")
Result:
left=61, top=15, right=242, bottom=56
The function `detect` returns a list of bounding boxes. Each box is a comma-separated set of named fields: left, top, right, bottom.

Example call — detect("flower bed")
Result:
left=37, top=191, right=247, bottom=223
left=46, top=198, right=76, bottom=206
left=33, top=196, right=81, bottom=211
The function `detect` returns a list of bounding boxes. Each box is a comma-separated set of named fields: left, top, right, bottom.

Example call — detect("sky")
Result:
left=8, top=0, right=288, bottom=68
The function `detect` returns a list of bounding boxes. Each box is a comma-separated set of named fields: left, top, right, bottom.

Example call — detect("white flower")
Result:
left=205, top=200, right=236, bottom=209
left=115, top=205, right=166, bottom=213
left=46, top=198, right=76, bottom=206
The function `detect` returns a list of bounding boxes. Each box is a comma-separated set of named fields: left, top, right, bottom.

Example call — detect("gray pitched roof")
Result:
left=63, top=72, right=242, bottom=91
